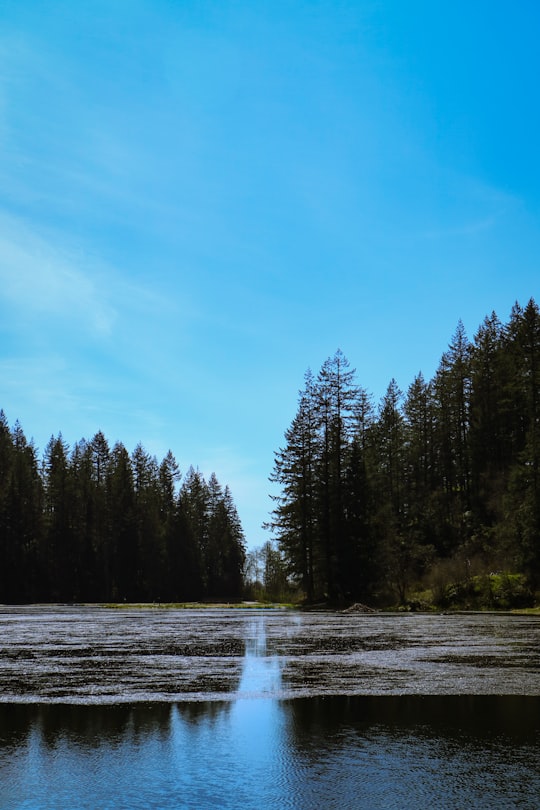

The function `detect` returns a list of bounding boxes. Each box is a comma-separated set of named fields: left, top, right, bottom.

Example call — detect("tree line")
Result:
left=268, top=298, right=540, bottom=606
left=0, top=420, right=245, bottom=604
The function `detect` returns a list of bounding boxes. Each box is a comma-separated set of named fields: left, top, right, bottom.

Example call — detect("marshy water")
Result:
left=0, top=607, right=539, bottom=808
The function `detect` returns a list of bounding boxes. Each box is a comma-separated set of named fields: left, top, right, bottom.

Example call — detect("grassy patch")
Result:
left=408, top=570, right=536, bottom=611
left=511, top=605, right=540, bottom=615
left=98, top=601, right=295, bottom=610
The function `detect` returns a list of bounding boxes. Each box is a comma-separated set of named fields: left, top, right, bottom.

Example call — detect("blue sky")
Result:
left=1, top=0, right=539, bottom=549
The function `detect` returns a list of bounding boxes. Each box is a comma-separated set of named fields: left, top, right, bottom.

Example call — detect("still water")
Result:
left=0, top=607, right=539, bottom=809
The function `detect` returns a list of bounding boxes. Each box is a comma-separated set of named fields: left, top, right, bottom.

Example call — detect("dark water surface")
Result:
left=0, top=607, right=539, bottom=809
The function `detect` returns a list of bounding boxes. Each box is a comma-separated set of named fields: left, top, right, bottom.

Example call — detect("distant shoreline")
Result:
left=1, top=601, right=538, bottom=615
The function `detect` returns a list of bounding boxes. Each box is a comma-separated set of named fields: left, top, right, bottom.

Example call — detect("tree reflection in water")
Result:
left=234, top=614, right=283, bottom=697
left=1, top=611, right=540, bottom=809
left=1, top=696, right=539, bottom=810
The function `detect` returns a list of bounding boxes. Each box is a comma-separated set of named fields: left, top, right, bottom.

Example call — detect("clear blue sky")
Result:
left=1, top=0, right=539, bottom=549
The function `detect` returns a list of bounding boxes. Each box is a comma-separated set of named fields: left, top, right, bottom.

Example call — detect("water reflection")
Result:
left=1, top=609, right=540, bottom=808
left=235, top=615, right=283, bottom=697
left=287, top=694, right=540, bottom=742
left=283, top=695, right=540, bottom=810
left=1, top=696, right=539, bottom=810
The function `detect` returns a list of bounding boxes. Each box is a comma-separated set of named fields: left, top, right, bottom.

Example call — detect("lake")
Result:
left=0, top=607, right=539, bottom=808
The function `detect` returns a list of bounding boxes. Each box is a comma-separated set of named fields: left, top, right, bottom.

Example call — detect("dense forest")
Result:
left=267, top=299, right=540, bottom=608
left=0, top=421, right=245, bottom=604
left=2, top=298, right=539, bottom=608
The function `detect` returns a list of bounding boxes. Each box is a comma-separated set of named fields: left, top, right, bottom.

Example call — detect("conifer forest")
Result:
left=267, top=299, right=540, bottom=606
left=1, top=298, right=539, bottom=607
left=0, top=421, right=245, bottom=604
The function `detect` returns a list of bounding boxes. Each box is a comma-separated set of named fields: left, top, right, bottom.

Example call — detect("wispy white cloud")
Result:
left=0, top=204, right=203, bottom=455
left=0, top=207, right=190, bottom=338
left=0, top=212, right=117, bottom=335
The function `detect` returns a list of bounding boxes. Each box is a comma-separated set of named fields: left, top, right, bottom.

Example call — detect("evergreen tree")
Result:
left=315, top=350, right=358, bottom=600
left=0, top=410, right=14, bottom=601
left=3, top=295, right=539, bottom=606
left=42, top=434, right=75, bottom=600
left=4, top=422, right=43, bottom=602
left=341, top=437, right=376, bottom=600
left=180, top=467, right=209, bottom=595
left=469, top=312, right=507, bottom=524
left=108, top=442, right=137, bottom=601
left=205, top=478, right=246, bottom=598
left=158, top=450, right=183, bottom=601
left=403, top=373, right=436, bottom=548
left=131, top=443, right=162, bottom=599
left=0, top=413, right=246, bottom=603
left=431, top=322, right=472, bottom=554
left=503, top=299, right=540, bottom=580
left=373, top=379, right=419, bottom=602
left=173, top=488, right=204, bottom=600
left=219, top=485, right=246, bottom=597
left=375, top=378, right=405, bottom=519
left=69, top=438, right=97, bottom=600
left=268, top=370, right=321, bottom=600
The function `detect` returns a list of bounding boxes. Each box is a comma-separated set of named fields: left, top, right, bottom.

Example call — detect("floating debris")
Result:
left=342, top=603, right=376, bottom=613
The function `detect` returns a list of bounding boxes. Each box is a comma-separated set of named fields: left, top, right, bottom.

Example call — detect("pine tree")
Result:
left=268, top=370, right=321, bottom=600
left=42, top=434, right=74, bottom=600
left=431, top=322, right=472, bottom=554
left=69, top=439, right=96, bottom=600
left=158, top=450, right=182, bottom=601
left=108, top=442, right=137, bottom=601
left=180, top=467, right=209, bottom=595
left=209, top=483, right=246, bottom=598
left=315, top=350, right=358, bottom=600
left=504, top=299, right=540, bottom=580
left=341, top=437, right=376, bottom=600
left=4, top=421, right=43, bottom=602
left=375, top=378, right=405, bottom=519
left=132, top=443, right=162, bottom=599
left=403, top=373, right=436, bottom=547
left=89, top=431, right=111, bottom=599
left=0, top=411, right=14, bottom=601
